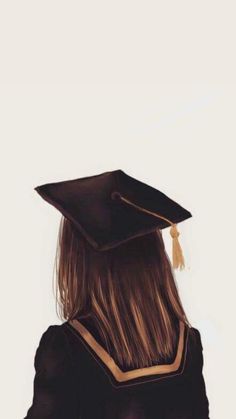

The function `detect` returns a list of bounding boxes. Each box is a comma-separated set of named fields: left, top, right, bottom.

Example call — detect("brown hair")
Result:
left=54, top=216, right=191, bottom=369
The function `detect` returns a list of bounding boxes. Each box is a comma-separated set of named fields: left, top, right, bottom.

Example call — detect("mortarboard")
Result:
left=34, top=169, right=192, bottom=270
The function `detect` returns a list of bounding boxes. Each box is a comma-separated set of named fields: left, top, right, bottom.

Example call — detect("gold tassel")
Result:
left=170, top=224, right=185, bottom=270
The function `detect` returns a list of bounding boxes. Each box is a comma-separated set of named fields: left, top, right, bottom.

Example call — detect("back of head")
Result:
left=54, top=216, right=191, bottom=369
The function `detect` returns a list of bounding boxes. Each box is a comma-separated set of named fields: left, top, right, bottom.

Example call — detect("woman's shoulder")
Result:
left=187, top=325, right=203, bottom=348
left=36, top=323, right=68, bottom=350
left=34, top=323, right=73, bottom=376
left=186, top=324, right=205, bottom=369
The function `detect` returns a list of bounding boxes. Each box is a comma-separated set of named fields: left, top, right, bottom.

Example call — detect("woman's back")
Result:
left=24, top=316, right=209, bottom=419
left=25, top=171, right=210, bottom=418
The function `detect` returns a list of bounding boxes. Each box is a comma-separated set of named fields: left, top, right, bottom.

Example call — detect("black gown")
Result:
left=23, top=316, right=210, bottom=419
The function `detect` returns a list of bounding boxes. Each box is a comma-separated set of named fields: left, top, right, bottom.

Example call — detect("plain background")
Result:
left=1, top=1, right=235, bottom=418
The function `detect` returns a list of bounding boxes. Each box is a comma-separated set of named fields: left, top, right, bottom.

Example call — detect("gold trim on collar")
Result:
left=68, top=319, right=185, bottom=383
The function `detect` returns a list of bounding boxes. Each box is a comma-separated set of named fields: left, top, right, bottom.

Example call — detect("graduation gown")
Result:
left=23, top=317, right=210, bottom=419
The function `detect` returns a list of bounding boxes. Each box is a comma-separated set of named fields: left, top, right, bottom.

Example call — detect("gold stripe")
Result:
left=68, top=318, right=185, bottom=382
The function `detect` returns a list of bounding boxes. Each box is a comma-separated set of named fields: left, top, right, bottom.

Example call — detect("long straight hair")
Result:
left=54, top=216, right=191, bottom=369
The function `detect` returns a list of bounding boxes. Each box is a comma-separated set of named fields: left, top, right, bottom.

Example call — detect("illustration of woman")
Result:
left=24, top=169, right=210, bottom=418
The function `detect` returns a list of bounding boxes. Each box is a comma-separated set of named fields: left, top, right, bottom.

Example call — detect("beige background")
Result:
left=1, top=2, right=235, bottom=418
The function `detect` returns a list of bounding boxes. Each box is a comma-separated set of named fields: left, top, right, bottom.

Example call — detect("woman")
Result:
left=24, top=169, right=210, bottom=419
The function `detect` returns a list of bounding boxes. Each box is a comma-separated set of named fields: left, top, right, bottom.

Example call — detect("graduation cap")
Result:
left=34, top=169, right=192, bottom=270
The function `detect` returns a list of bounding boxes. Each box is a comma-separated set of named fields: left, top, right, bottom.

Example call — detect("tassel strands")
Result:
left=170, top=224, right=185, bottom=270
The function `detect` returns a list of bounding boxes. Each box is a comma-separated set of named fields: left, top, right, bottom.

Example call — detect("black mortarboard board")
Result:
left=34, top=169, right=192, bottom=270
